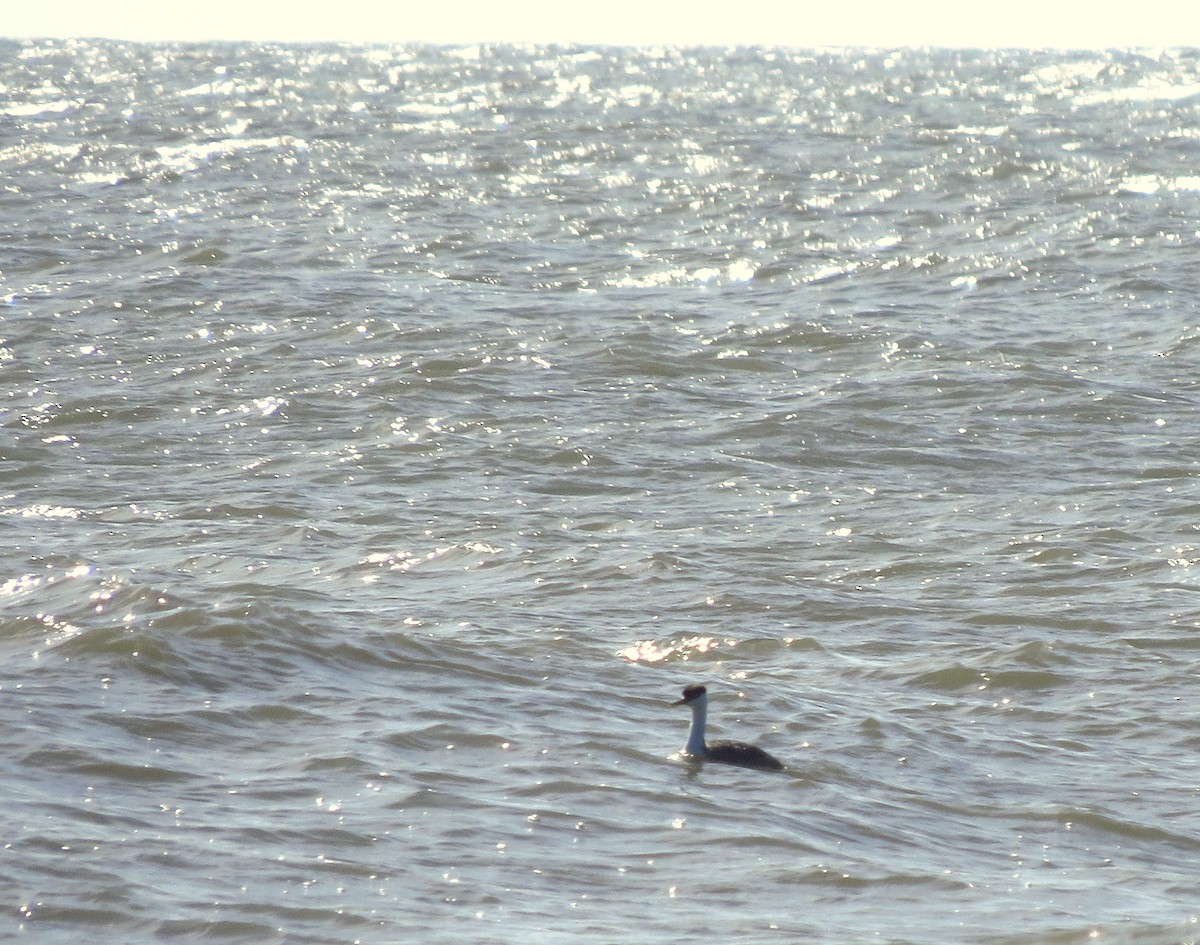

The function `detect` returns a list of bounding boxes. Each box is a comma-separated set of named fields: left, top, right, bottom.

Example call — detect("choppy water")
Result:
left=3, top=38, right=1200, bottom=944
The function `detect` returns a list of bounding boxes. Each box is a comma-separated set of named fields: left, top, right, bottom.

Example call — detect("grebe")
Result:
left=672, top=684, right=784, bottom=771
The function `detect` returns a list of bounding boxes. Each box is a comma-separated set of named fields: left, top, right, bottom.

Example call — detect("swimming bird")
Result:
left=672, top=683, right=784, bottom=771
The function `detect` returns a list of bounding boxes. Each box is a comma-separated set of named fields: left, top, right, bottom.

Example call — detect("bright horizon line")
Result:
left=3, top=1, right=1200, bottom=50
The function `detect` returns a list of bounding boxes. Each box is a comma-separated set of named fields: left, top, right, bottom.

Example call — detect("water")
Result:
left=2, top=38, right=1200, bottom=944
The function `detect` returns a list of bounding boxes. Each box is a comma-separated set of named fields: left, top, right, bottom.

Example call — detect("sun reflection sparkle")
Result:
left=618, top=634, right=736, bottom=663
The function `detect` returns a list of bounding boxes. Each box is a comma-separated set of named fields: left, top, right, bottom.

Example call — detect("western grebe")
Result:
left=672, top=684, right=784, bottom=771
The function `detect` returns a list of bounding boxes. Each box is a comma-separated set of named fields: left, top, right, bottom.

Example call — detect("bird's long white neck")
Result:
left=685, top=694, right=709, bottom=756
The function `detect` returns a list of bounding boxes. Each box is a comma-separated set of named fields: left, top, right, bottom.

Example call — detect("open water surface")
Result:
left=3, top=39, right=1200, bottom=944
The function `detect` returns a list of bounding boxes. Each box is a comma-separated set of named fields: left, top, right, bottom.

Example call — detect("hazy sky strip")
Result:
left=4, top=0, right=1200, bottom=48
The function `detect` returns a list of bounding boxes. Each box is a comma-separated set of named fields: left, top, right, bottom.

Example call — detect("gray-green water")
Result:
left=3, top=40, right=1200, bottom=944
